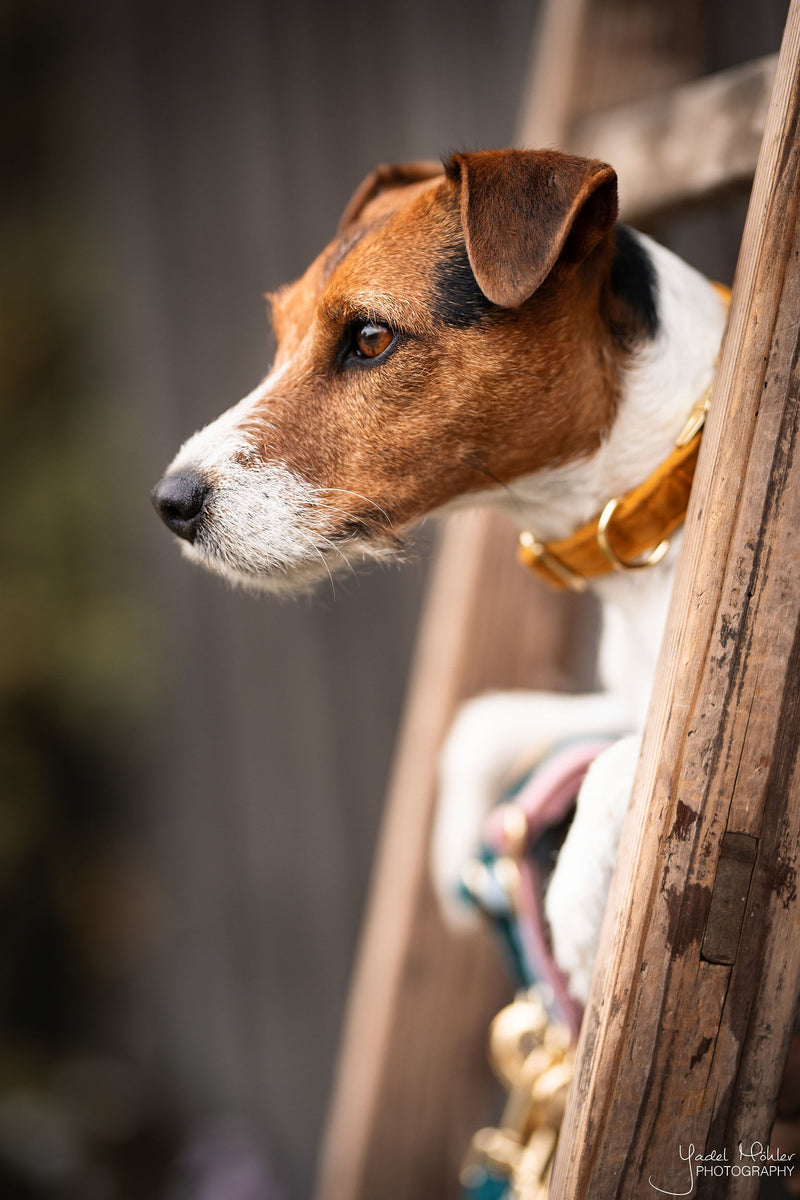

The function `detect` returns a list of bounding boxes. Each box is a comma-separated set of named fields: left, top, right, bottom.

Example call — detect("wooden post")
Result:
left=551, top=2, right=800, bottom=1195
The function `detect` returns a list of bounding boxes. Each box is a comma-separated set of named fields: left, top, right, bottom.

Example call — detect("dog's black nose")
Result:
left=151, top=470, right=210, bottom=541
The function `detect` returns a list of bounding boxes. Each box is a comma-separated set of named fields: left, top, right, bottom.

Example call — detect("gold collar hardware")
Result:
left=460, top=989, right=574, bottom=1200
left=517, top=430, right=695, bottom=591
left=518, top=532, right=588, bottom=592
left=675, top=381, right=712, bottom=448
left=596, top=496, right=671, bottom=572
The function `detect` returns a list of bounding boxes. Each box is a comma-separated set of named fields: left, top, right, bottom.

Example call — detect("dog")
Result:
left=151, top=149, right=728, bottom=1005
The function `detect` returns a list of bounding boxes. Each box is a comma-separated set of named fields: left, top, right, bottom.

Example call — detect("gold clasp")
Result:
left=514, top=1127, right=559, bottom=1200
left=461, top=990, right=575, bottom=1199
left=518, top=531, right=588, bottom=592
left=675, top=381, right=712, bottom=448
left=596, top=497, right=670, bottom=572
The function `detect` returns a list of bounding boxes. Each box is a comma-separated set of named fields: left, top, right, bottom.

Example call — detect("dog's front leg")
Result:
left=544, top=733, right=640, bottom=1002
left=431, top=690, right=630, bottom=926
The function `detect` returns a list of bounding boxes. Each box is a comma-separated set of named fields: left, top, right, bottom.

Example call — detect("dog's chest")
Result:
left=595, top=545, right=680, bottom=722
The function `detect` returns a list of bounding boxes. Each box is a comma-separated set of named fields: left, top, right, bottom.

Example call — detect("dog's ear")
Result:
left=339, top=161, right=444, bottom=229
left=445, top=149, right=618, bottom=307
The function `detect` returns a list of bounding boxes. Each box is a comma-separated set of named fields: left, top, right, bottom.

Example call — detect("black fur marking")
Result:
left=432, top=244, right=501, bottom=328
left=610, top=225, right=660, bottom=341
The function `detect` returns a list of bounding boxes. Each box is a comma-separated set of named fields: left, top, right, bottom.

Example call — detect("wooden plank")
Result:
left=569, top=55, right=776, bottom=221
left=550, top=2, right=800, bottom=1194
left=516, top=0, right=590, bottom=147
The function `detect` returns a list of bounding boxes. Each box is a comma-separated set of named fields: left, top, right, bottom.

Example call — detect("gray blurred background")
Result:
left=1, top=1, right=790, bottom=1198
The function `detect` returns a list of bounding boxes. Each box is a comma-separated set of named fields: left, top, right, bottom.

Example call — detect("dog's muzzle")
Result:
left=151, top=469, right=210, bottom=541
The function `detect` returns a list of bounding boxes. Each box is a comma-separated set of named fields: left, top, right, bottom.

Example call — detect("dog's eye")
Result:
left=353, top=322, right=394, bottom=359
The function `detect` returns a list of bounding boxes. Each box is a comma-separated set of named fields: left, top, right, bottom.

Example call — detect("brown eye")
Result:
left=354, top=322, right=394, bottom=359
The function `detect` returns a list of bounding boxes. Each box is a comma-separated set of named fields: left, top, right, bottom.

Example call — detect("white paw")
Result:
left=431, top=693, right=529, bottom=929
left=545, top=734, right=641, bottom=1003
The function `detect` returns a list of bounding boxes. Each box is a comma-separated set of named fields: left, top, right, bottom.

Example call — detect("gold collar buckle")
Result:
left=518, top=531, right=588, bottom=592
left=675, top=384, right=711, bottom=448
left=596, top=497, right=671, bottom=572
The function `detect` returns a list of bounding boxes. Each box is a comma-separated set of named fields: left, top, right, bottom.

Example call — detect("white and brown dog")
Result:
left=152, top=150, right=728, bottom=1004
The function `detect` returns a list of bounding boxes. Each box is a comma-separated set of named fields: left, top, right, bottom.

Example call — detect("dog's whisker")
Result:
left=316, top=487, right=394, bottom=530
left=297, top=530, right=337, bottom=599
left=316, top=534, right=359, bottom=580
left=465, top=455, right=530, bottom=519
left=311, top=499, right=362, bottom=524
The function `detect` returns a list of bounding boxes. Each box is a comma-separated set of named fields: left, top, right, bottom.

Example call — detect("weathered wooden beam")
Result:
left=516, top=0, right=590, bottom=148
left=569, top=54, right=776, bottom=221
left=551, top=2, right=800, bottom=1195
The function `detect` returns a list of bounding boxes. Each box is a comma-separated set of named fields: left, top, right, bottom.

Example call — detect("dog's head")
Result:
left=152, top=149, right=633, bottom=593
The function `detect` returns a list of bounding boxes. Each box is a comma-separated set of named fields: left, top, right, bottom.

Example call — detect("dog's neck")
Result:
left=497, top=231, right=727, bottom=714
left=482, top=232, right=728, bottom=551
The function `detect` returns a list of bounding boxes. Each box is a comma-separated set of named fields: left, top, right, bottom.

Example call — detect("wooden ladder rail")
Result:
left=551, top=1, right=800, bottom=1193
left=313, top=3, right=780, bottom=1198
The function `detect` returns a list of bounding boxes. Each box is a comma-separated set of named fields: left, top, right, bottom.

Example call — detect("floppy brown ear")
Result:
left=445, top=149, right=618, bottom=307
left=339, top=160, right=443, bottom=229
